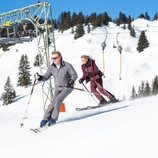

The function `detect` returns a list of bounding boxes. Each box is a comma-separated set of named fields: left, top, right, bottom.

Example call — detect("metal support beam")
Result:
left=0, top=1, right=56, bottom=108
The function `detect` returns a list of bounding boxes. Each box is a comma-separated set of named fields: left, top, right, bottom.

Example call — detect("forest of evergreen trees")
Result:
left=1, top=10, right=158, bottom=39
left=55, top=11, right=158, bottom=31
left=131, top=75, right=158, bottom=100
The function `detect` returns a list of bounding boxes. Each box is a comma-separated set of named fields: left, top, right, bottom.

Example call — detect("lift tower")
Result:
left=0, top=1, right=56, bottom=108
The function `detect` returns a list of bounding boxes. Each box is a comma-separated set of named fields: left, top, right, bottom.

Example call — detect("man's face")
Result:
left=52, top=54, right=61, bottom=65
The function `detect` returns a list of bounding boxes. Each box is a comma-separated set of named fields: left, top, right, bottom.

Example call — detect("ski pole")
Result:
left=58, top=85, right=103, bottom=97
left=20, top=74, right=37, bottom=128
left=82, top=83, right=98, bottom=104
left=89, top=76, right=116, bottom=101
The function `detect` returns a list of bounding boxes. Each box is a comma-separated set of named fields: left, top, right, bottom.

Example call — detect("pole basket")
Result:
left=60, top=103, right=66, bottom=112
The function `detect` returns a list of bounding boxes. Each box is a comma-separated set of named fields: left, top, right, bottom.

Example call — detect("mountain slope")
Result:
left=0, top=95, right=158, bottom=158
left=0, top=18, right=158, bottom=158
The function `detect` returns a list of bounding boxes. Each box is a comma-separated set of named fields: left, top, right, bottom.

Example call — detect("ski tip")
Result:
left=30, top=128, right=39, bottom=133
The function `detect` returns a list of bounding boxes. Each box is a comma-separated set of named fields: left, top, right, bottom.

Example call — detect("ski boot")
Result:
left=47, top=118, right=56, bottom=126
left=40, top=119, right=48, bottom=128
left=98, top=98, right=108, bottom=105
left=109, top=97, right=119, bottom=103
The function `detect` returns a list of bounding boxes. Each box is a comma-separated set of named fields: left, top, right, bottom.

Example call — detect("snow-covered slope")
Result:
left=0, top=18, right=158, bottom=158
left=0, top=95, right=158, bottom=158
left=0, top=19, right=158, bottom=102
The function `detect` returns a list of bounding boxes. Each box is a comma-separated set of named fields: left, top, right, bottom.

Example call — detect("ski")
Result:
left=30, top=125, right=49, bottom=133
left=30, top=121, right=57, bottom=133
left=76, top=104, right=107, bottom=111
left=76, top=100, right=121, bottom=111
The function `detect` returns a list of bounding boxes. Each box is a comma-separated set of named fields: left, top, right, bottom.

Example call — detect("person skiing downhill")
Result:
left=79, top=55, right=118, bottom=105
left=37, top=51, right=78, bottom=127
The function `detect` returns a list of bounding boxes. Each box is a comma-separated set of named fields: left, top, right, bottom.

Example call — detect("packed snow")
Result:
left=0, top=18, right=158, bottom=158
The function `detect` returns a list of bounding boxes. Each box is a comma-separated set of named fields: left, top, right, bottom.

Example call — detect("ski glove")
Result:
left=37, top=74, right=43, bottom=81
left=79, top=78, right=84, bottom=84
left=65, top=79, right=74, bottom=88
left=84, top=72, right=89, bottom=77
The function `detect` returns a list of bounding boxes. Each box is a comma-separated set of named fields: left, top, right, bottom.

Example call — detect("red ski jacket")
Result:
left=81, top=59, right=104, bottom=83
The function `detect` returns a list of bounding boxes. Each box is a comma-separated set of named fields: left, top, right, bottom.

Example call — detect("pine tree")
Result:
left=59, top=11, right=72, bottom=32
left=71, top=12, right=78, bottom=27
left=145, top=12, right=150, bottom=21
left=137, top=31, right=149, bottom=52
left=138, top=81, right=145, bottom=97
left=33, top=54, right=43, bottom=67
left=126, top=15, right=132, bottom=24
left=138, top=13, right=145, bottom=19
left=74, top=24, right=85, bottom=39
left=138, top=86, right=141, bottom=98
left=116, top=12, right=127, bottom=25
left=87, top=23, right=91, bottom=33
left=130, top=27, right=136, bottom=37
left=1, top=76, right=16, bottom=105
left=128, top=23, right=132, bottom=30
left=101, top=12, right=111, bottom=26
left=96, top=14, right=102, bottom=27
left=123, top=24, right=126, bottom=30
left=76, top=12, right=85, bottom=25
left=130, top=86, right=137, bottom=99
left=70, top=27, right=74, bottom=34
left=144, top=81, right=151, bottom=96
left=88, top=13, right=97, bottom=28
left=17, top=54, right=32, bottom=87
left=153, top=12, right=158, bottom=20
left=152, top=75, right=158, bottom=95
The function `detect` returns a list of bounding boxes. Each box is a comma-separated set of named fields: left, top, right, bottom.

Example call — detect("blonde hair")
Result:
left=81, top=55, right=92, bottom=60
left=52, top=51, right=62, bottom=57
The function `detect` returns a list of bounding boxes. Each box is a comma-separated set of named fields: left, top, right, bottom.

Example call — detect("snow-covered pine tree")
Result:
left=152, top=75, right=158, bottom=95
left=137, top=31, right=149, bottom=52
left=1, top=76, right=16, bottom=105
left=33, top=54, right=43, bottom=67
left=70, top=27, right=74, bottom=34
left=128, top=23, right=132, bottom=30
left=144, top=81, right=151, bottom=96
left=17, top=54, right=32, bottom=87
left=87, top=23, right=91, bottom=33
left=138, top=81, right=145, bottom=97
left=123, top=23, right=126, bottom=30
left=130, top=86, right=137, bottom=99
left=74, top=24, right=85, bottom=39
left=130, top=27, right=136, bottom=37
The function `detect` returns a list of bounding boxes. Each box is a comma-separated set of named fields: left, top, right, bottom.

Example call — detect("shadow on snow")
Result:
left=58, top=105, right=129, bottom=124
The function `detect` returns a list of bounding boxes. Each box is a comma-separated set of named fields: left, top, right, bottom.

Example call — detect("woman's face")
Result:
left=81, top=57, right=88, bottom=64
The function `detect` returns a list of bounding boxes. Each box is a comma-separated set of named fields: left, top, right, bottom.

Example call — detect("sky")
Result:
left=0, top=0, right=158, bottom=20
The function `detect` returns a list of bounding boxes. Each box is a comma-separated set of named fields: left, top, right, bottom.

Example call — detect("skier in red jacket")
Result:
left=79, top=55, right=118, bottom=105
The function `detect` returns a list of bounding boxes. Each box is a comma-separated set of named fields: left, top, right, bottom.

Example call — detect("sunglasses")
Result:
left=52, top=56, right=59, bottom=60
